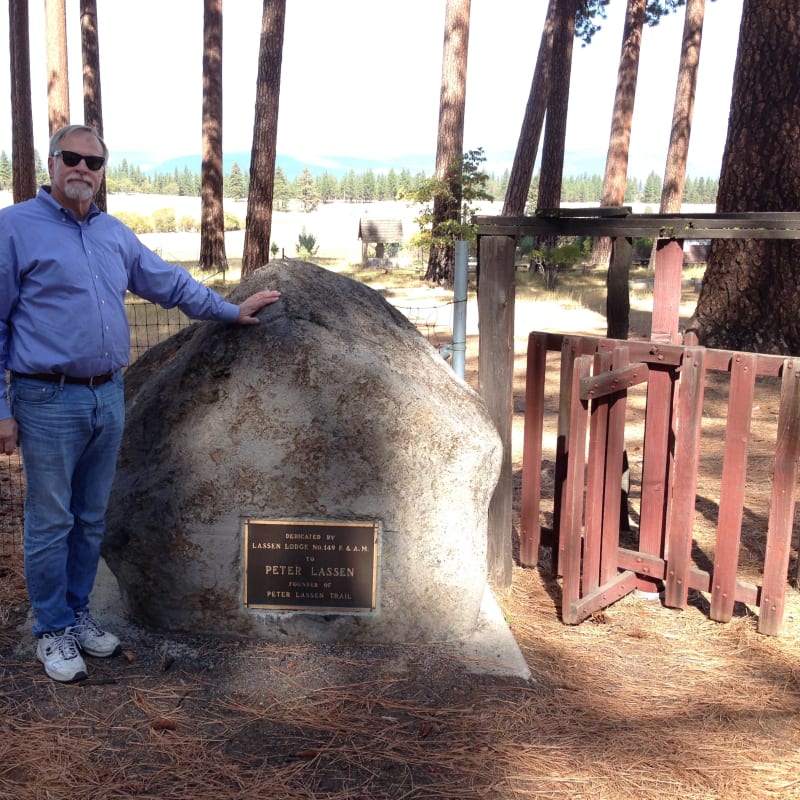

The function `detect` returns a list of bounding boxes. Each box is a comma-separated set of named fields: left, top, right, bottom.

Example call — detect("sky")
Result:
left=0, top=0, right=744, bottom=178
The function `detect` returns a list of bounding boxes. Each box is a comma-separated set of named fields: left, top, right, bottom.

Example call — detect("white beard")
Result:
left=64, top=179, right=95, bottom=202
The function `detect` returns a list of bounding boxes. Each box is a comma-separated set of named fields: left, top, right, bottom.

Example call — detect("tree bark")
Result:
left=425, top=0, right=471, bottom=286
left=200, top=0, right=228, bottom=274
left=537, top=0, right=577, bottom=218
left=80, top=0, right=106, bottom=210
left=688, top=0, right=800, bottom=355
left=9, top=0, right=37, bottom=202
left=242, top=0, right=286, bottom=278
left=659, top=0, right=705, bottom=214
left=591, top=0, right=646, bottom=268
left=45, top=0, right=70, bottom=134
left=502, top=0, right=558, bottom=217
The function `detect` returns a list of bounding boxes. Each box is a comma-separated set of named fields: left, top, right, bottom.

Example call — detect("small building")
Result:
left=358, top=218, right=403, bottom=264
left=683, top=240, right=710, bottom=265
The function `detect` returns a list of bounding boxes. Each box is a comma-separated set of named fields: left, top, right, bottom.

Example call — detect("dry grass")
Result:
left=2, top=262, right=800, bottom=799
left=2, top=550, right=800, bottom=799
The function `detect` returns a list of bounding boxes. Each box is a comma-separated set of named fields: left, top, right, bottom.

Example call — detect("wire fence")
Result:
left=0, top=295, right=455, bottom=557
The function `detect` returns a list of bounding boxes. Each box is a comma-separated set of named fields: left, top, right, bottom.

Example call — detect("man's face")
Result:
left=48, top=130, right=106, bottom=207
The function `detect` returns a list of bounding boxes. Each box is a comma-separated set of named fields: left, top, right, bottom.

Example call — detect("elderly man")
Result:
left=0, top=124, right=280, bottom=682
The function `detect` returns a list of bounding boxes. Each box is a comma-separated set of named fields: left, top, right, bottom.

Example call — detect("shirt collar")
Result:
left=38, top=185, right=102, bottom=223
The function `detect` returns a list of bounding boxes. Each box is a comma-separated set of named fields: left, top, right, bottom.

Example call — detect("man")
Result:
left=0, top=124, right=281, bottom=682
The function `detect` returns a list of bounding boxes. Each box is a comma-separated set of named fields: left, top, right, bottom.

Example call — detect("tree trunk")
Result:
left=659, top=0, right=705, bottom=214
left=80, top=0, right=106, bottom=210
left=242, top=0, right=286, bottom=278
left=537, top=0, right=577, bottom=218
left=648, top=0, right=705, bottom=270
left=45, top=0, right=70, bottom=134
left=502, top=0, right=557, bottom=217
left=9, top=0, right=37, bottom=202
left=688, top=0, right=800, bottom=355
left=591, top=0, right=646, bottom=268
left=425, top=0, right=471, bottom=287
left=200, top=0, right=228, bottom=274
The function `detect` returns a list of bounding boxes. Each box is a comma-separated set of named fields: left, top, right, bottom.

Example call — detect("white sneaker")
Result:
left=72, top=611, right=121, bottom=658
left=36, top=630, right=88, bottom=683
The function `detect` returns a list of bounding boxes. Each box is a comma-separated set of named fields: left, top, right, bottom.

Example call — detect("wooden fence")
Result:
left=476, top=209, right=800, bottom=633
left=520, top=332, right=799, bottom=635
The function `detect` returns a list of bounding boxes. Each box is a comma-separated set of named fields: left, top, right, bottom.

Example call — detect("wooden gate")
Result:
left=520, top=331, right=800, bottom=635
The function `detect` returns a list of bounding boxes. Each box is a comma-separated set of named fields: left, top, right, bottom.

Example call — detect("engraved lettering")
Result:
left=310, top=566, right=355, bottom=577
left=264, top=565, right=303, bottom=576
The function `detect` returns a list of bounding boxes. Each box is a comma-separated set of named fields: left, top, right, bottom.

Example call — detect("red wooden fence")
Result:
left=520, top=331, right=800, bottom=635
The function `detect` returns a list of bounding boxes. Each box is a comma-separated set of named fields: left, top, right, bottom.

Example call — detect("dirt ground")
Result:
left=1, top=280, right=800, bottom=800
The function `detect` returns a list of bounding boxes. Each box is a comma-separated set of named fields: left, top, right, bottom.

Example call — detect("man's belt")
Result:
left=11, top=371, right=115, bottom=387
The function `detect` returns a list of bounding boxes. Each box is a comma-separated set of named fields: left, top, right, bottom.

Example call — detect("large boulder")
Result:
left=103, top=260, right=502, bottom=643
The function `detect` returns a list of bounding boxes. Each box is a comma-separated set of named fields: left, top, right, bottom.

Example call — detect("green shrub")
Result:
left=112, top=211, right=153, bottom=234
left=296, top=226, right=319, bottom=257
left=152, top=208, right=176, bottom=233
left=224, top=212, right=243, bottom=231
left=177, top=215, right=200, bottom=232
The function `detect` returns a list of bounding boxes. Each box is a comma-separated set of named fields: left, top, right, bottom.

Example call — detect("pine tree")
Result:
left=227, top=163, right=246, bottom=200
left=0, top=151, right=11, bottom=190
left=296, top=168, right=320, bottom=212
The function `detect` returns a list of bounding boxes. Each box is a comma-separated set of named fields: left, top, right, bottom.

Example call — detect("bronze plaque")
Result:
left=244, top=519, right=378, bottom=611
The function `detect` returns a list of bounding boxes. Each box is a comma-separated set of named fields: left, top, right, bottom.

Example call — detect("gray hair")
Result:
left=49, top=125, right=109, bottom=161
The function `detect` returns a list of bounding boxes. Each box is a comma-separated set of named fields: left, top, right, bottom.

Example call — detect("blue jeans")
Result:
left=10, top=373, right=125, bottom=636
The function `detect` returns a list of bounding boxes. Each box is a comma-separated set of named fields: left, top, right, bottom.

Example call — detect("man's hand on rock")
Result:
left=237, top=290, right=282, bottom=325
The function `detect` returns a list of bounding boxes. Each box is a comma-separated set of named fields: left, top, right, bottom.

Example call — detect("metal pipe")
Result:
left=452, top=240, right=469, bottom=379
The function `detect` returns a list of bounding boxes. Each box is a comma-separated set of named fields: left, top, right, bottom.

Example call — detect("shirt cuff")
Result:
left=220, top=301, right=241, bottom=324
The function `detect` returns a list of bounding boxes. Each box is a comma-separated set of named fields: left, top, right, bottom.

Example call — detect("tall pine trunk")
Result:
left=80, top=0, right=106, bottom=210
left=591, top=0, right=646, bottom=268
left=45, top=0, right=70, bottom=134
left=424, top=0, right=470, bottom=286
left=536, top=0, right=577, bottom=216
left=659, top=0, right=705, bottom=214
left=502, top=0, right=557, bottom=216
left=688, top=0, right=800, bottom=354
left=646, top=0, right=705, bottom=273
left=9, top=0, right=36, bottom=202
left=200, top=0, right=228, bottom=274
left=242, top=0, right=285, bottom=278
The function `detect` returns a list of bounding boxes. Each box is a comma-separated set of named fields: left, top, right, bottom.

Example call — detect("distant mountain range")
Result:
left=112, top=151, right=440, bottom=180
left=110, top=148, right=624, bottom=181
left=110, top=148, right=705, bottom=181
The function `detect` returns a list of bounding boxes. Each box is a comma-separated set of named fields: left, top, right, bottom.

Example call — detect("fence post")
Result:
left=451, top=240, right=469, bottom=379
left=478, top=234, right=516, bottom=590
left=759, top=358, right=800, bottom=635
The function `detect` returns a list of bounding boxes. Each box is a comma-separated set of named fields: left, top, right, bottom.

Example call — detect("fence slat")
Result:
left=710, top=352, right=757, bottom=623
left=561, top=355, right=591, bottom=624
left=570, top=570, right=639, bottom=625
left=759, top=359, right=800, bottom=635
left=583, top=351, right=612, bottom=593
left=664, top=347, right=706, bottom=609
left=600, top=347, right=630, bottom=587
left=637, top=364, right=677, bottom=593
left=552, top=336, right=594, bottom=575
left=519, top=332, right=548, bottom=566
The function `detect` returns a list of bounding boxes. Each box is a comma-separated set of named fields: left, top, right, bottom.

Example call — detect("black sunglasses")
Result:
left=53, top=149, right=106, bottom=171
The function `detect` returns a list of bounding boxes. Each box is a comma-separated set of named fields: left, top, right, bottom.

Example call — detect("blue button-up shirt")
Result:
left=0, top=187, right=240, bottom=419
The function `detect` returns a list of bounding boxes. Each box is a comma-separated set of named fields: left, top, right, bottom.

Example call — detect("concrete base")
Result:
left=456, top=587, right=532, bottom=679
